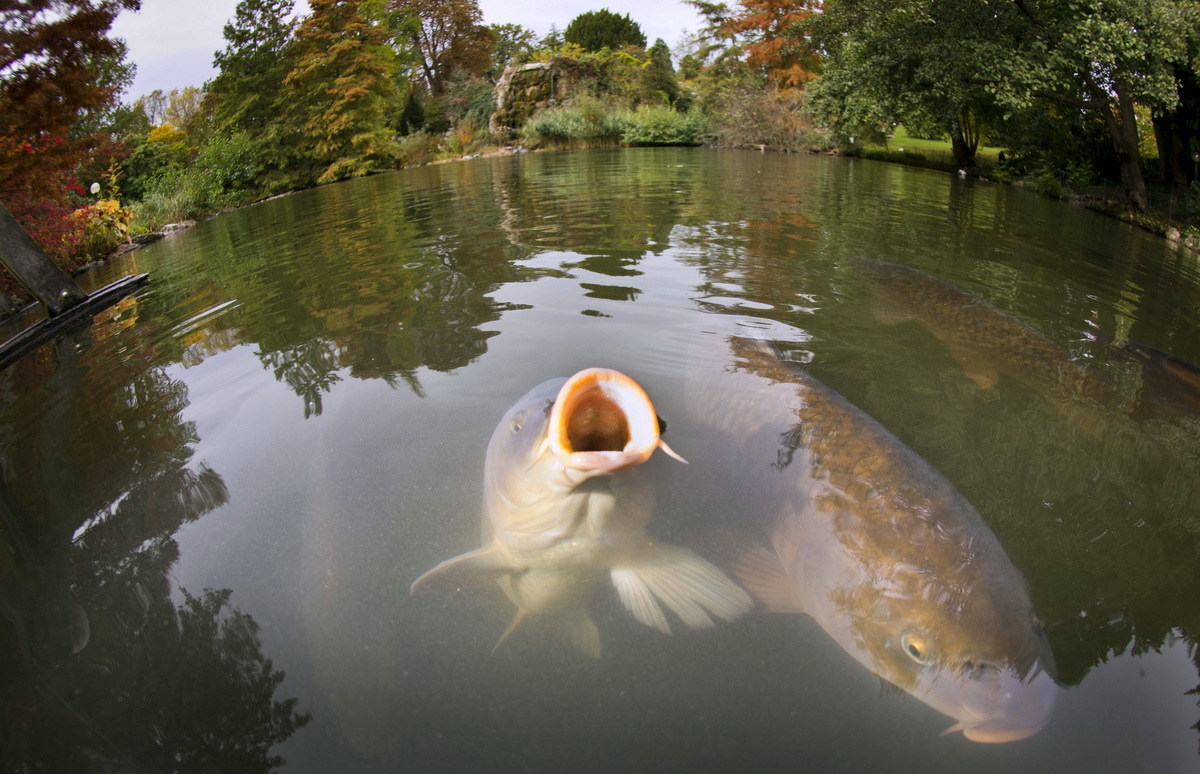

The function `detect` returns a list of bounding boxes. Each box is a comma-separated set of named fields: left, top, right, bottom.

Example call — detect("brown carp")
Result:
left=687, top=332, right=1057, bottom=742
left=853, top=257, right=1129, bottom=413
left=411, top=368, right=752, bottom=657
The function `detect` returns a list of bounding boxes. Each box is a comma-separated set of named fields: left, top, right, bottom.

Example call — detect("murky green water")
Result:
left=3, top=149, right=1199, bottom=772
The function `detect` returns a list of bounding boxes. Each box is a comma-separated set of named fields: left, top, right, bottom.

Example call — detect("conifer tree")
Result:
left=274, top=0, right=398, bottom=187
left=208, top=0, right=297, bottom=134
left=563, top=9, right=646, bottom=52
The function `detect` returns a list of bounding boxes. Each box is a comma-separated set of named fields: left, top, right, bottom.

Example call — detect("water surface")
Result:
left=2, top=149, right=1199, bottom=772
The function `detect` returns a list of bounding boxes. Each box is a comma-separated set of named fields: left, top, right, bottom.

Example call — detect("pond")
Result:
left=2, top=148, right=1199, bottom=772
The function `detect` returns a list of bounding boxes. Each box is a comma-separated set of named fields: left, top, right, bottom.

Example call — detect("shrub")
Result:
left=73, top=198, right=134, bottom=256
left=707, top=79, right=831, bottom=151
left=520, top=95, right=626, bottom=148
left=619, top=105, right=707, bottom=145
left=133, top=132, right=261, bottom=226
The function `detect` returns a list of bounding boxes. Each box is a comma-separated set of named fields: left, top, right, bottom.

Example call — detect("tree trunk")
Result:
left=1098, top=83, right=1148, bottom=211
left=950, top=109, right=979, bottom=167
left=1152, top=110, right=1187, bottom=194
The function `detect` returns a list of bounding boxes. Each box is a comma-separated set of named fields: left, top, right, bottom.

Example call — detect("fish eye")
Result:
left=900, top=631, right=932, bottom=665
left=1030, top=613, right=1046, bottom=633
left=510, top=410, right=528, bottom=433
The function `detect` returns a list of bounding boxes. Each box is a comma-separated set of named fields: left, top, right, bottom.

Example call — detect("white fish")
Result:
left=411, top=368, right=751, bottom=657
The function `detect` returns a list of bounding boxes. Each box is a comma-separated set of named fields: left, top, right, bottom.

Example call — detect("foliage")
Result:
left=723, top=0, right=820, bottom=90
left=620, top=104, right=709, bottom=145
left=809, top=0, right=1200, bottom=210
left=0, top=0, right=141, bottom=195
left=208, top=0, right=297, bottom=134
left=134, top=131, right=263, bottom=222
left=564, top=9, right=647, bottom=52
left=0, top=175, right=87, bottom=270
left=275, top=0, right=399, bottom=187
left=643, top=38, right=681, bottom=106
left=707, top=76, right=830, bottom=150
left=520, top=95, right=628, bottom=148
left=73, top=197, right=134, bottom=255
left=390, top=0, right=494, bottom=94
left=489, top=22, right=539, bottom=77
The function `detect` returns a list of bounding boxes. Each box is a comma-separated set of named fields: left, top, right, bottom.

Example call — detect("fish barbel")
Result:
left=411, top=368, right=752, bottom=657
left=687, top=332, right=1057, bottom=742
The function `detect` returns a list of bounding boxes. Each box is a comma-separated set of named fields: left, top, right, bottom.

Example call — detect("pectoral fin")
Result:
left=949, top=344, right=999, bottom=389
left=610, top=541, right=753, bottom=634
left=728, top=540, right=804, bottom=615
left=410, top=544, right=511, bottom=595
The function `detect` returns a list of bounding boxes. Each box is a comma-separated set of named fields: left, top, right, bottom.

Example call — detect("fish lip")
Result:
left=546, top=368, right=663, bottom=473
left=939, top=665, right=1057, bottom=743
left=945, top=717, right=1050, bottom=743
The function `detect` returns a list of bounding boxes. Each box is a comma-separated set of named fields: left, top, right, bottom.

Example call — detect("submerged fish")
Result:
left=411, top=368, right=752, bottom=657
left=687, top=333, right=1057, bottom=742
left=854, top=257, right=1128, bottom=412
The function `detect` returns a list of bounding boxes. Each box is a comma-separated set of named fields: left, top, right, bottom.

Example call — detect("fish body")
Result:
left=688, top=334, right=1057, bottom=742
left=412, top=368, right=751, bottom=656
left=854, top=257, right=1127, bottom=411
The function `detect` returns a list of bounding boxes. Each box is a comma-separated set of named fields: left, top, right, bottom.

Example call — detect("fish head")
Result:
left=844, top=570, right=1057, bottom=743
left=484, top=368, right=685, bottom=549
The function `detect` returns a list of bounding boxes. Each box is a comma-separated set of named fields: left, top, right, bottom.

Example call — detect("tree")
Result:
left=275, top=0, right=398, bottom=187
left=807, top=0, right=999, bottom=166
left=1, top=0, right=141, bottom=197
left=489, top=22, right=538, bottom=78
left=564, top=9, right=647, bottom=52
left=723, top=0, right=820, bottom=90
left=389, top=0, right=493, bottom=94
left=207, top=0, right=297, bottom=134
left=810, top=0, right=1200, bottom=211
left=644, top=39, right=681, bottom=105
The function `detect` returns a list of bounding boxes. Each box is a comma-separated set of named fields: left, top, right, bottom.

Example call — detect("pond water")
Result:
left=3, top=148, right=1199, bottom=772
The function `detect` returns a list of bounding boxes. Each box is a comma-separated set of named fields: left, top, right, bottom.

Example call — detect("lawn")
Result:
left=869, top=126, right=1006, bottom=165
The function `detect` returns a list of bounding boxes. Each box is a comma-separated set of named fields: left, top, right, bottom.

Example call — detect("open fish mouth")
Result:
left=542, top=368, right=685, bottom=473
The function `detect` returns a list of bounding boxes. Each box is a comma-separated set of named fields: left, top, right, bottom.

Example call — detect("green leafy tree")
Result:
left=564, top=9, right=647, bottom=52
left=208, top=0, right=298, bottom=134
left=489, top=22, right=538, bottom=77
left=389, top=0, right=493, bottom=94
left=807, top=0, right=998, bottom=166
left=274, top=0, right=398, bottom=187
left=810, top=0, right=1200, bottom=211
left=643, top=38, right=681, bottom=105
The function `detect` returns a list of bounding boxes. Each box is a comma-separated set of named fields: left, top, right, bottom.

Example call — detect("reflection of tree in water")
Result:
left=0, top=329, right=309, bottom=771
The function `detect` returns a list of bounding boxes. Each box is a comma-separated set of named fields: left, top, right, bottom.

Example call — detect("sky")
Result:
left=110, top=0, right=704, bottom=99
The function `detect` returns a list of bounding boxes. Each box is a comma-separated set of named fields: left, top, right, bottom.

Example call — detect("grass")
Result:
left=861, top=126, right=1006, bottom=167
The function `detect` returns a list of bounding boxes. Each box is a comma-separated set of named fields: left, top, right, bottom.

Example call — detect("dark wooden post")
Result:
left=0, top=201, right=88, bottom=316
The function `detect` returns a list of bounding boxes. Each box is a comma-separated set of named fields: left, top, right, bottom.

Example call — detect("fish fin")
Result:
left=562, top=609, right=601, bottom=659
left=492, top=608, right=528, bottom=655
left=611, top=566, right=673, bottom=635
left=410, top=544, right=512, bottom=595
left=948, top=345, right=999, bottom=389
left=728, top=541, right=804, bottom=615
left=611, top=541, right=753, bottom=633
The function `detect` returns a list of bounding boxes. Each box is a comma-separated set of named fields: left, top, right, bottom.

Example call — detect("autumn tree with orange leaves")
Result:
left=723, top=0, right=821, bottom=91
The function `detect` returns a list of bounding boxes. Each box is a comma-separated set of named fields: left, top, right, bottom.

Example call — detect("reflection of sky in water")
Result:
left=4, top=149, right=1200, bottom=771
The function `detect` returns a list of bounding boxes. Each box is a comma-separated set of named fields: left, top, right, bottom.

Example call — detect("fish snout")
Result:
left=945, top=663, right=1057, bottom=743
